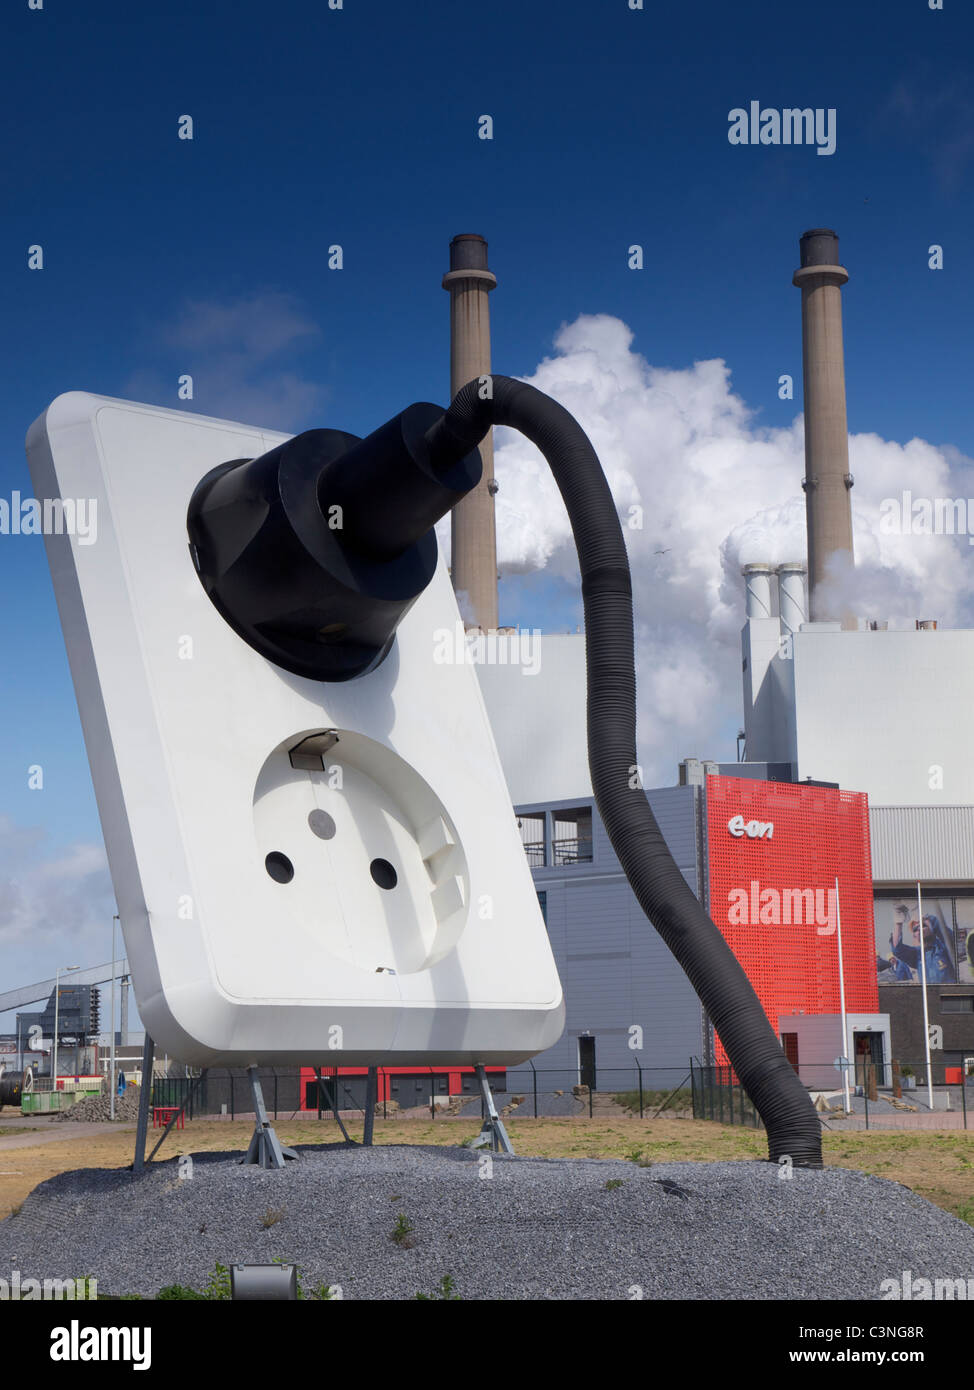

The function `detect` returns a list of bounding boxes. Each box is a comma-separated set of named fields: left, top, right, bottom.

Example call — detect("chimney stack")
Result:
left=793, top=229, right=854, bottom=624
left=742, top=562, right=774, bottom=620
left=443, top=233, right=498, bottom=631
left=776, top=562, right=807, bottom=636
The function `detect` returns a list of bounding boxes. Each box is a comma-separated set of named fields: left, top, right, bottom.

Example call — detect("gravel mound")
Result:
left=54, top=1090, right=142, bottom=1123
left=2, top=1144, right=971, bottom=1300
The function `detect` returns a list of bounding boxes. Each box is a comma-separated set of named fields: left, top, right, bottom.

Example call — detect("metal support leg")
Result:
left=239, top=1066, right=298, bottom=1169
left=314, top=1067, right=354, bottom=1143
left=145, top=1069, right=209, bottom=1164
left=363, top=1065, right=377, bottom=1146
left=469, top=1065, right=515, bottom=1155
left=132, top=1033, right=155, bottom=1173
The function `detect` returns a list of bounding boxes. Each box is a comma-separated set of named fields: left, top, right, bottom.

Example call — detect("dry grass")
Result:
left=0, top=1114, right=971, bottom=1227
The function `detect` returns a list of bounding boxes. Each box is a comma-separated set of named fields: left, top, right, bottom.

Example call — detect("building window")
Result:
left=552, top=807, right=593, bottom=866
left=941, top=996, right=974, bottom=1013
left=517, top=812, right=545, bottom=867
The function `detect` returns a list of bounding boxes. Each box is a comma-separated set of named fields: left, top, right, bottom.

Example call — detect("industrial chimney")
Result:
left=793, top=229, right=854, bottom=624
left=443, top=233, right=499, bottom=631
left=742, top=562, right=775, bottom=620
left=776, top=562, right=807, bottom=637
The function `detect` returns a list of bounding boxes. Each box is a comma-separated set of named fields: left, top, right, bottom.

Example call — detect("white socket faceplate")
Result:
left=26, top=393, right=564, bottom=1065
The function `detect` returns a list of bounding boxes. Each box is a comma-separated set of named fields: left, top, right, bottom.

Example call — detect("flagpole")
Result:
left=835, top=876, right=851, bottom=1115
left=916, top=881, right=934, bottom=1111
left=110, top=915, right=118, bottom=1121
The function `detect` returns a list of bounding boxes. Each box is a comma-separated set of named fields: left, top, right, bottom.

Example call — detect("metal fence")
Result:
left=150, top=1064, right=695, bottom=1122
left=690, top=1063, right=764, bottom=1129
left=689, top=1059, right=973, bottom=1131
left=148, top=1058, right=973, bottom=1131
left=500, top=1065, right=692, bottom=1119
left=152, top=1067, right=483, bottom=1121
left=152, top=1068, right=302, bottom=1120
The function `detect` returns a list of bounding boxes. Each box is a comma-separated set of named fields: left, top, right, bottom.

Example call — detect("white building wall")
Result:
left=792, top=628, right=974, bottom=805
left=743, top=620, right=974, bottom=808
left=742, top=617, right=797, bottom=763
left=476, top=633, right=591, bottom=803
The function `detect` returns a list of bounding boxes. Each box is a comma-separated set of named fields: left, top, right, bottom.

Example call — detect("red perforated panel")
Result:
left=706, top=775, right=877, bottom=1067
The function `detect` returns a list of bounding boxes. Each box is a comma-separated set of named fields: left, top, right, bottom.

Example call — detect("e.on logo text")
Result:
left=727, top=815, right=773, bottom=840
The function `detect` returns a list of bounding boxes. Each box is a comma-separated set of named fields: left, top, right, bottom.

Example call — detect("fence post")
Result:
left=531, top=1062, right=538, bottom=1119
left=864, top=1069, right=869, bottom=1130
left=961, top=1074, right=968, bottom=1130
left=589, top=1084, right=593, bottom=1119
left=866, top=1059, right=878, bottom=1103
left=637, top=1060, right=644, bottom=1119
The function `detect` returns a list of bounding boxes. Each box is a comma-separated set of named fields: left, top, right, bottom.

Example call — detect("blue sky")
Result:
left=1, top=0, right=972, bottom=1011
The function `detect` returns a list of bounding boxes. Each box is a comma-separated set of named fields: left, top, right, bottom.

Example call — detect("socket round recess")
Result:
left=253, top=728, right=469, bottom=975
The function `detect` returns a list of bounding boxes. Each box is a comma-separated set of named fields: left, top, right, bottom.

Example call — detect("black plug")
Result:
left=187, top=403, right=481, bottom=681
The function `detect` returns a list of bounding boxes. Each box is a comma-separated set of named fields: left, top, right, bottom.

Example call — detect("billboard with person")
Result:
left=951, top=898, right=974, bottom=986
left=874, top=896, right=957, bottom=985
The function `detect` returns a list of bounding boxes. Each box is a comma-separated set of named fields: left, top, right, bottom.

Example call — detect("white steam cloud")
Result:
left=465, top=313, right=974, bottom=783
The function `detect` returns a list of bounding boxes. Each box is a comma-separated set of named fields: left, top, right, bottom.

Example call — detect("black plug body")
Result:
left=187, top=402, right=481, bottom=681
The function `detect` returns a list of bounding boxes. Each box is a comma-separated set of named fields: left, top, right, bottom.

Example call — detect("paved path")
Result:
left=0, top=1121, right=136, bottom=1153
left=822, top=1112, right=971, bottom=1131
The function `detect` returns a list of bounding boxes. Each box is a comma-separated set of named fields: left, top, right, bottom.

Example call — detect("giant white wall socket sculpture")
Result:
left=26, top=393, right=564, bottom=1065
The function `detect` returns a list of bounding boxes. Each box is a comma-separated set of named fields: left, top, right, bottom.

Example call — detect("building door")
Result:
left=578, top=1035, right=596, bottom=1091
left=781, top=1033, right=800, bottom=1073
left=853, top=1032, right=884, bottom=1088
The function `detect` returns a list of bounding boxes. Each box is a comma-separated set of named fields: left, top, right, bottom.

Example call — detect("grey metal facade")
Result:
left=869, top=805, right=974, bottom=883
left=515, top=788, right=705, bottom=1093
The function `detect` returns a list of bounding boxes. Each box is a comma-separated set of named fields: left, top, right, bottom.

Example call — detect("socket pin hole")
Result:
left=370, top=858, right=397, bottom=890
left=266, top=851, right=295, bottom=884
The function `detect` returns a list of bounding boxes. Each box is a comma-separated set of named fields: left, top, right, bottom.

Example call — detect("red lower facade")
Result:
left=298, top=1065, right=506, bottom=1109
left=706, top=774, right=878, bottom=1067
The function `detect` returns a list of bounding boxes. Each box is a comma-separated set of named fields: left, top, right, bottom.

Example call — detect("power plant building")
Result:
left=11, top=227, right=970, bottom=1108
left=473, top=227, right=974, bottom=1091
